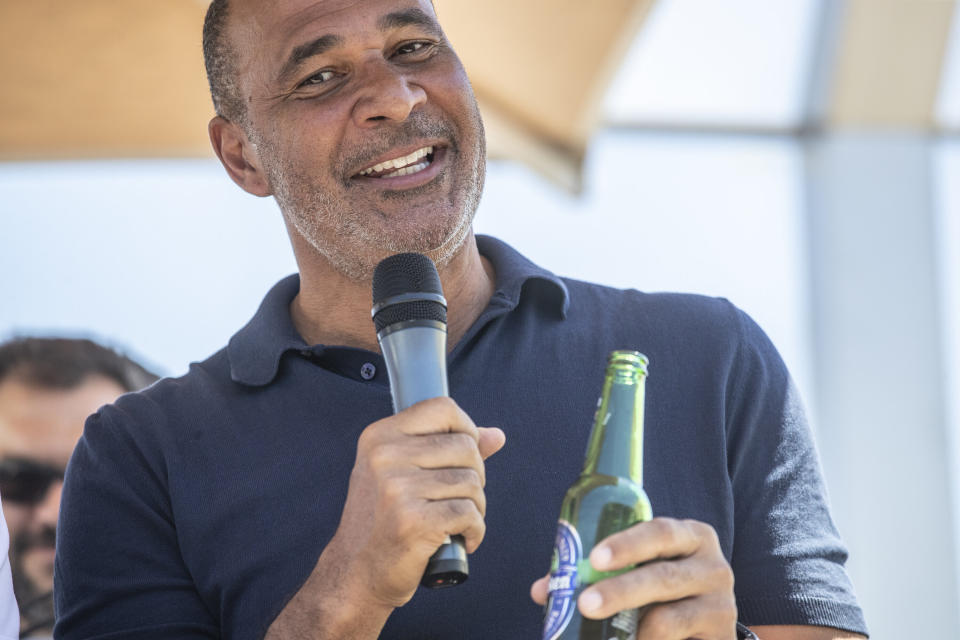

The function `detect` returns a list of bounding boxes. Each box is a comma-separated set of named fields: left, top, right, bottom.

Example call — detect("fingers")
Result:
left=389, top=397, right=479, bottom=438
left=427, top=498, right=487, bottom=553
left=577, top=554, right=733, bottom=620
left=569, top=518, right=736, bottom=639
left=356, top=398, right=504, bottom=553
left=418, top=468, right=487, bottom=516
left=477, top=426, right=506, bottom=460
left=380, top=431, right=487, bottom=481
left=635, top=594, right=738, bottom=640
left=589, top=518, right=713, bottom=571
left=530, top=574, right=549, bottom=605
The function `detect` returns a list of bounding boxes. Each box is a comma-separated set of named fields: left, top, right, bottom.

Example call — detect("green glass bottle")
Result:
left=542, top=350, right=653, bottom=640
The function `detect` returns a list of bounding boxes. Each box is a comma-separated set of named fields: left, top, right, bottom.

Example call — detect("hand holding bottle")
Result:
left=536, top=351, right=736, bottom=640
left=531, top=516, right=737, bottom=639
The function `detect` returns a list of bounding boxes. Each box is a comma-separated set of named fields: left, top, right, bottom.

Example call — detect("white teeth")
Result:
left=381, top=161, right=430, bottom=178
left=359, top=146, right=433, bottom=176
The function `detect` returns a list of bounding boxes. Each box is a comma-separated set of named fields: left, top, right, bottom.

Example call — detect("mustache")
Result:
left=12, top=526, right=56, bottom=554
left=338, top=112, right=457, bottom=180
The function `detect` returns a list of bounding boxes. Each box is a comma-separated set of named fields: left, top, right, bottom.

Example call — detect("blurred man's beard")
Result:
left=11, top=526, right=56, bottom=633
left=252, top=109, right=485, bottom=281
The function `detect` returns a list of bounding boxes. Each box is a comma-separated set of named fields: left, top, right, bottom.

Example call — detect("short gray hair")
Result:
left=202, top=0, right=245, bottom=123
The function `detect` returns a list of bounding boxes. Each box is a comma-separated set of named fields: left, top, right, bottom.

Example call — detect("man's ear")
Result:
left=208, top=116, right=272, bottom=197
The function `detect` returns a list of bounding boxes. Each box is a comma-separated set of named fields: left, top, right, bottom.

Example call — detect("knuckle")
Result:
left=721, top=596, right=738, bottom=626
left=423, top=433, right=446, bottom=450
left=367, top=445, right=395, bottom=472
left=425, top=432, right=474, bottom=453
left=393, top=510, right=423, bottom=540
left=436, top=467, right=481, bottom=488
left=703, top=594, right=738, bottom=636
left=650, top=517, right=679, bottom=540
left=464, top=467, right=483, bottom=487
left=426, top=396, right=463, bottom=423
left=638, top=605, right=677, bottom=638
left=381, top=476, right=406, bottom=502
left=473, top=487, right=487, bottom=516
left=463, top=520, right=487, bottom=551
left=441, top=431, right=476, bottom=452
left=691, top=519, right=720, bottom=546
left=356, top=425, right=379, bottom=453
left=449, top=432, right=476, bottom=451
left=443, top=498, right=472, bottom=520
left=711, top=560, right=735, bottom=591
left=651, top=559, right=686, bottom=592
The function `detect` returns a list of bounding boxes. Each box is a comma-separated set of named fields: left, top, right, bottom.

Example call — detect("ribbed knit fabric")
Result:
left=738, top=595, right=867, bottom=633
left=54, top=236, right=867, bottom=639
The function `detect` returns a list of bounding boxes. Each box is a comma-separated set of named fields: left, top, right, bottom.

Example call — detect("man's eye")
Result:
left=301, top=70, right=335, bottom=87
left=395, top=41, right=433, bottom=57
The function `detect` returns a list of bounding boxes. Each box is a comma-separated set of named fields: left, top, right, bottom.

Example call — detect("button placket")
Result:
left=360, top=362, right=377, bottom=380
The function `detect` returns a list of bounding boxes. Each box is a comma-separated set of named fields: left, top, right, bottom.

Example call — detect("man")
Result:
left=0, top=338, right=157, bottom=637
left=54, top=1, right=868, bottom=639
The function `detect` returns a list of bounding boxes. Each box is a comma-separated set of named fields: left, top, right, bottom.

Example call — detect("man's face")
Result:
left=0, top=376, right=125, bottom=602
left=227, top=0, right=486, bottom=280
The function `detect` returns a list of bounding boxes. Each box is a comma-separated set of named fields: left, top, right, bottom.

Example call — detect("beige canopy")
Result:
left=0, top=0, right=654, bottom=190
left=0, top=1, right=954, bottom=188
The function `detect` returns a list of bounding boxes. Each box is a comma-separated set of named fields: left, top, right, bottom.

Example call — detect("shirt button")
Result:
left=360, top=362, right=377, bottom=380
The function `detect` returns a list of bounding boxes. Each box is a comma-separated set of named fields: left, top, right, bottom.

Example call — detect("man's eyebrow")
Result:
left=377, top=8, right=443, bottom=37
left=278, top=34, right=344, bottom=83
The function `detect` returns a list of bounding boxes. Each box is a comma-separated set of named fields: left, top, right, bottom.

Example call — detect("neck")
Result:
left=288, top=230, right=495, bottom=354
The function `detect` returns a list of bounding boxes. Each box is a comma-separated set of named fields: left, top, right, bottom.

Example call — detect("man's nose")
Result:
left=34, top=480, right=63, bottom=527
left=351, top=58, right=427, bottom=127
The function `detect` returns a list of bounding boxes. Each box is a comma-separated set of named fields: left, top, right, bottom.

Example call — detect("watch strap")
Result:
left=737, top=622, right=759, bottom=639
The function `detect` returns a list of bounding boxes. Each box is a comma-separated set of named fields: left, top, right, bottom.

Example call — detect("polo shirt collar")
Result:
left=227, top=274, right=307, bottom=386
left=228, top=235, right=569, bottom=386
left=475, top=235, right=569, bottom=317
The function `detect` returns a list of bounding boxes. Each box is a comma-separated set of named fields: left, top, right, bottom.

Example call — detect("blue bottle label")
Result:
left=542, top=519, right=582, bottom=640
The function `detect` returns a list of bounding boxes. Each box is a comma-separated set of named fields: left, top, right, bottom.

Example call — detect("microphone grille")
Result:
left=373, top=299, right=446, bottom=331
left=372, top=253, right=443, bottom=303
left=371, top=253, right=447, bottom=332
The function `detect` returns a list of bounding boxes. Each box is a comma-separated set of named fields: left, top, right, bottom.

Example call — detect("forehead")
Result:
left=232, top=0, right=439, bottom=53
left=0, top=376, right=125, bottom=465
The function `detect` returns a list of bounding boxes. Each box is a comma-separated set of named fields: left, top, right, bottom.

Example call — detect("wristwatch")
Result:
left=737, top=622, right=759, bottom=639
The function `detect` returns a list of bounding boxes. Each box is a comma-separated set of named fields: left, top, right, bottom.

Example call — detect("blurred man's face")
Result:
left=0, top=376, right=124, bottom=606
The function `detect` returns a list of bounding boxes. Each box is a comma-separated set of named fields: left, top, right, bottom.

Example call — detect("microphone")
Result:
left=371, top=253, right=469, bottom=588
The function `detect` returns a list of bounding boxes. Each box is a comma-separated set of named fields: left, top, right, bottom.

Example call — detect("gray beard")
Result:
left=251, top=111, right=485, bottom=281
left=278, top=173, right=481, bottom=281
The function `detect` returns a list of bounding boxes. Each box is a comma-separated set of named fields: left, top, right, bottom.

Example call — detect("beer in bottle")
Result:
left=542, top=350, right=652, bottom=640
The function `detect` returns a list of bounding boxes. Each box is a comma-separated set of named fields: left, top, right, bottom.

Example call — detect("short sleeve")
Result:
left=725, top=307, right=868, bottom=635
left=54, top=403, right=219, bottom=639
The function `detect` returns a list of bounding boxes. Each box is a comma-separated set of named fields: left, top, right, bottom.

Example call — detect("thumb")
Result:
left=530, top=573, right=549, bottom=605
left=477, top=427, right=506, bottom=460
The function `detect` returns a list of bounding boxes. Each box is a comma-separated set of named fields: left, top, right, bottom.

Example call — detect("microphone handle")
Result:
left=378, top=322, right=469, bottom=588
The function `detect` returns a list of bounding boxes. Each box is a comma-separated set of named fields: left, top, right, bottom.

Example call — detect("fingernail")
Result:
left=580, top=590, right=603, bottom=613
left=591, top=545, right=612, bottom=569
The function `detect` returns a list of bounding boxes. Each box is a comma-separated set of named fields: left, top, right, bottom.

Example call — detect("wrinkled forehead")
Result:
left=228, top=0, right=440, bottom=74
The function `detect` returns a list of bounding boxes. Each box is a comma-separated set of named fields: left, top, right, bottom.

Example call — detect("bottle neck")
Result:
left=582, top=375, right=645, bottom=483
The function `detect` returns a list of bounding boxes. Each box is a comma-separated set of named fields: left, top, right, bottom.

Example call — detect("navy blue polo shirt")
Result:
left=55, top=236, right=867, bottom=639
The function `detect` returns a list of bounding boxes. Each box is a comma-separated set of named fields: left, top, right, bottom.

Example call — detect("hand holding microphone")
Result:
left=312, top=253, right=503, bottom=617
left=371, top=252, right=472, bottom=587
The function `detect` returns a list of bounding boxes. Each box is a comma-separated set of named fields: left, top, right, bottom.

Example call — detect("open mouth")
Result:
left=354, top=145, right=438, bottom=179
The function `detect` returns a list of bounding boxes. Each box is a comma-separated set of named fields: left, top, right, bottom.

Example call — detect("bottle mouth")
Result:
left=607, top=350, right=649, bottom=376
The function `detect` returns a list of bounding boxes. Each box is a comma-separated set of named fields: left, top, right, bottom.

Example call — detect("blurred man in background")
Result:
left=0, top=338, right=157, bottom=638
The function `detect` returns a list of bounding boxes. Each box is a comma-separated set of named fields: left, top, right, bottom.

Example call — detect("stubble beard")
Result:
left=253, top=109, right=486, bottom=281
left=11, top=527, right=56, bottom=631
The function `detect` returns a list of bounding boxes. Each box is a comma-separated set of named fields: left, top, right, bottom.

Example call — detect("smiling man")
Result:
left=54, top=2, right=868, bottom=639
